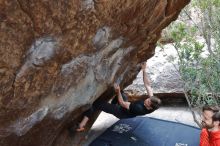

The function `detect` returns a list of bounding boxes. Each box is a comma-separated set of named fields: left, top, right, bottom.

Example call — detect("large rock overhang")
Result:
left=0, top=0, right=190, bottom=146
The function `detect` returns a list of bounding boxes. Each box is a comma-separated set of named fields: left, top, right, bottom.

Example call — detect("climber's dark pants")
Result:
left=84, top=92, right=135, bottom=119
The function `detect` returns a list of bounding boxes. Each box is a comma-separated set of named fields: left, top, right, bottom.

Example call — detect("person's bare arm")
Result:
left=114, top=83, right=130, bottom=110
left=141, top=62, right=153, bottom=97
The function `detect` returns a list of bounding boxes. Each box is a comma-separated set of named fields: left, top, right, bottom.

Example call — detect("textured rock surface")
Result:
left=0, top=0, right=190, bottom=146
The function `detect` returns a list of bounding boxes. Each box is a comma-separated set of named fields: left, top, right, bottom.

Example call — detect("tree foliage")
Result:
left=161, top=0, right=220, bottom=108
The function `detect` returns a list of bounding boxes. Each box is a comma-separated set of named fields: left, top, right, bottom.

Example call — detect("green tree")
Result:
left=160, top=0, right=220, bottom=126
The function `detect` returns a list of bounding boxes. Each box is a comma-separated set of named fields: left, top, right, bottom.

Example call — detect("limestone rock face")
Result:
left=0, top=0, right=190, bottom=146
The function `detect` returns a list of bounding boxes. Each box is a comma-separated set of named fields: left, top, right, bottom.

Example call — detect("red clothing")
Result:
left=200, top=128, right=220, bottom=146
left=200, top=128, right=210, bottom=146
left=210, top=130, right=220, bottom=146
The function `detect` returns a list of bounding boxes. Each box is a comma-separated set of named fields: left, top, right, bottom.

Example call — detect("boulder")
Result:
left=0, top=0, right=190, bottom=146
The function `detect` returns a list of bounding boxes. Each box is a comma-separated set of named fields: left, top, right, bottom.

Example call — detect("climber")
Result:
left=74, top=62, right=161, bottom=132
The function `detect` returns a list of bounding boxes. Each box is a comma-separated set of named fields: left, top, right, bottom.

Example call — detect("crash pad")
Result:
left=90, top=117, right=200, bottom=146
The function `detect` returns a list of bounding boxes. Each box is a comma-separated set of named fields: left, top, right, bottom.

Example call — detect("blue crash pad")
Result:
left=90, top=117, right=200, bottom=146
